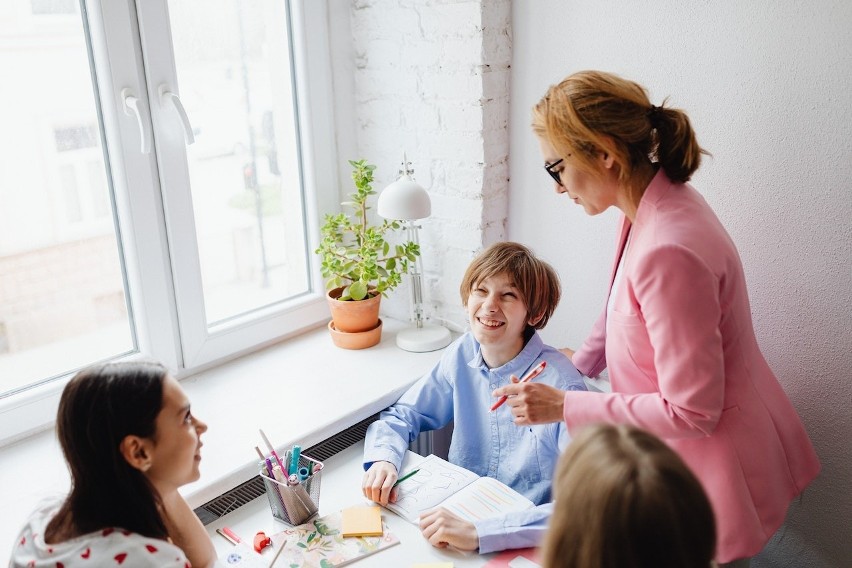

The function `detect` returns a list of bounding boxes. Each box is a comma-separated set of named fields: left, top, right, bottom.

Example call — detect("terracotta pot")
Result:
left=326, top=286, right=381, bottom=333
left=328, top=319, right=383, bottom=350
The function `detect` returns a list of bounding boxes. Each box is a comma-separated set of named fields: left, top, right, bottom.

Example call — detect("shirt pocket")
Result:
left=607, top=307, right=644, bottom=327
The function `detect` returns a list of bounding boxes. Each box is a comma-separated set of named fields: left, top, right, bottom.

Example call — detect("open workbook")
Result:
left=385, top=452, right=535, bottom=524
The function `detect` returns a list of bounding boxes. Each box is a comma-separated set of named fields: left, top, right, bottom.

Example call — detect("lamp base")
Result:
left=396, top=324, right=452, bottom=353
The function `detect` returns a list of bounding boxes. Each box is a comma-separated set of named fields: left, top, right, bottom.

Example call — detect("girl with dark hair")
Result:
left=493, top=70, right=820, bottom=566
left=11, top=361, right=216, bottom=567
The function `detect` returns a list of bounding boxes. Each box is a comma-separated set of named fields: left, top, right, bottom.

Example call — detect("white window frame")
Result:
left=0, top=0, right=338, bottom=446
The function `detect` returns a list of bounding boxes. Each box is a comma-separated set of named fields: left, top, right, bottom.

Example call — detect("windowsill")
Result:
left=0, top=317, right=446, bottom=561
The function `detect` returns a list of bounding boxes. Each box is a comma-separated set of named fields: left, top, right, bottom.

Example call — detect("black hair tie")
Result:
left=647, top=104, right=663, bottom=125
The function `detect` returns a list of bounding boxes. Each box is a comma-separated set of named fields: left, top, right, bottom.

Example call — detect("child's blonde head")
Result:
left=541, top=423, right=716, bottom=568
left=460, top=241, right=560, bottom=329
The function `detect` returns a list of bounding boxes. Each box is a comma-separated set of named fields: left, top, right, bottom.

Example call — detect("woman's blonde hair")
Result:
left=459, top=241, right=560, bottom=329
left=532, top=70, right=709, bottom=206
left=541, top=424, right=716, bottom=568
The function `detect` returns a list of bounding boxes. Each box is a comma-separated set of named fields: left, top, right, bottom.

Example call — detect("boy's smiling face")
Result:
left=467, top=271, right=531, bottom=368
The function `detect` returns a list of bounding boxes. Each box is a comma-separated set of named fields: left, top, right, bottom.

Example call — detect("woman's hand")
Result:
left=419, top=508, right=479, bottom=551
left=361, top=461, right=399, bottom=506
left=492, top=379, right=566, bottom=425
left=559, top=346, right=575, bottom=359
left=159, top=490, right=217, bottom=568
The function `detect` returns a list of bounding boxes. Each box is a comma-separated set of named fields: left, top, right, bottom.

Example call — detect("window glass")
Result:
left=168, top=0, right=311, bottom=325
left=0, top=6, right=134, bottom=397
left=31, top=0, right=76, bottom=16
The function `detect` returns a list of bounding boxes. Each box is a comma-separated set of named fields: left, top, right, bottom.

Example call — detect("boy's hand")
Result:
left=559, top=346, right=575, bottom=359
left=419, top=508, right=479, bottom=551
left=362, top=461, right=399, bottom=506
left=493, top=379, right=566, bottom=425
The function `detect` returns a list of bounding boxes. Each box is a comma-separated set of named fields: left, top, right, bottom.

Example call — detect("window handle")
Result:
left=159, top=85, right=195, bottom=145
left=121, top=88, right=152, bottom=154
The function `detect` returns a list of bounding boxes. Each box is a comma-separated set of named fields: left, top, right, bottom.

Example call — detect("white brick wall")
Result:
left=345, top=0, right=512, bottom=328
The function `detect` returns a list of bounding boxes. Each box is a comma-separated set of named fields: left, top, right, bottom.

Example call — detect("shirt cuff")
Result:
left=474, top=516, right=507, bottom=554
left=362, top=448, right=403, bottom=472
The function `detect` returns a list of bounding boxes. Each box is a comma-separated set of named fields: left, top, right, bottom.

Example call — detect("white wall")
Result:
left=508, top=2, right=852, bottom=567
left=328, top=1, right=852, bottom=565
left=328, top=0, right=513, bottom=328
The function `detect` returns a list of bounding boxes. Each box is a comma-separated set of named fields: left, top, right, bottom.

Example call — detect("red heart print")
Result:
left=114, top=552, right=127, bottom=564
left=145, top=544, right=158, bottom=553
left=81, top=548, right=91, bottom=559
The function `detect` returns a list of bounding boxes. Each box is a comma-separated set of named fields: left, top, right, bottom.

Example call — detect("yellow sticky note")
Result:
left=341, top=505, right=383, bottom=537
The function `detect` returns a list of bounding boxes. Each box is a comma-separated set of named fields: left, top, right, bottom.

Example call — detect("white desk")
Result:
left=207, top=442, right=496, bottom=567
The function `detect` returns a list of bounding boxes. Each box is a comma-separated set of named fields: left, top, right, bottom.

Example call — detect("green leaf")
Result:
left=349, top=281, right=368, bottom=300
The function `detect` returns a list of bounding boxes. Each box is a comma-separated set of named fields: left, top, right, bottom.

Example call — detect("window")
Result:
left=31, top=0, right=76, bottom=16
left=0, top=0, right=337, bottom=444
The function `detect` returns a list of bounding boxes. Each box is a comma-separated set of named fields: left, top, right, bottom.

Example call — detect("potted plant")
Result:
left=315, top=159, right=420, bottom=348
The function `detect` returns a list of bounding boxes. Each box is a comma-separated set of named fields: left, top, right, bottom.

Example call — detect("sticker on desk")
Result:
left=223, top=542, right=268, bottom=567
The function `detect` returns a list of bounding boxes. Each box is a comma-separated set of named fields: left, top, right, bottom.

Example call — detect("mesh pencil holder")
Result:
left=260, top=454, right=323, bottom=525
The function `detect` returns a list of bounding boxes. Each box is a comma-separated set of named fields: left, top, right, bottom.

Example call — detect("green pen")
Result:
left=392, top=468, right=420, bottom=487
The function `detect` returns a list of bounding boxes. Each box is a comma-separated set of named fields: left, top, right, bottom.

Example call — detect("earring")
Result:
left=142, top=462, right=152, bottom=472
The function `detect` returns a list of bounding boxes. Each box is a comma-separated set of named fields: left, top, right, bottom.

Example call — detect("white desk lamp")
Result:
left=378, top=157, right=452, bottom=352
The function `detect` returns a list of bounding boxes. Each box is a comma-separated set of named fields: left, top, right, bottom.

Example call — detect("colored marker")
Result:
left=289, top=445, right=301, bottom=475
left=264, top=457, right=276, bottom=479
left=298, top=466, right=310, bottom=480
left=271, top=463, right=287, bottom=484
left=490, top=360, right=547, bottom=411
left=216, top=526, right=242, bottom=545
left=393, top=468, right=420, bottom=487
left=259, top=429, right=286, bottom=471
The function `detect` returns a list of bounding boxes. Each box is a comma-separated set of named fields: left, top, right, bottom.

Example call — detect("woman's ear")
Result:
left=120, top=435, right=153, bottom=472
left=596, top=136, right=617, bottom=170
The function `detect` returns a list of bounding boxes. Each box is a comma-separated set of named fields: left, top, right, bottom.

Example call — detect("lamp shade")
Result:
left=377, top=175, right=431, bottom=220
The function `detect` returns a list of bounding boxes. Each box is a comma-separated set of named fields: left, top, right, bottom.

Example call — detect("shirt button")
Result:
left=490, top=383, right=496, bottom=389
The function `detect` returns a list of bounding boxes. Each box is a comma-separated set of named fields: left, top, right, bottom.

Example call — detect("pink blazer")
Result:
left=568, top=171, right=820, bottom=562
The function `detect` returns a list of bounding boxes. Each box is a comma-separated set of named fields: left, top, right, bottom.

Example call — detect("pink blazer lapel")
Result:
left=608, top=216, right=633, bottom=289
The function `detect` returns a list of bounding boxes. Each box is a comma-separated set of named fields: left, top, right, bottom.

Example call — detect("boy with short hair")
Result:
left=362, top=241, right=586, bottom=553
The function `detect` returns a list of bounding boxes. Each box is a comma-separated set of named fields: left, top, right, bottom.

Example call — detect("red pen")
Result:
left=490, top=360, right=547, bottom=411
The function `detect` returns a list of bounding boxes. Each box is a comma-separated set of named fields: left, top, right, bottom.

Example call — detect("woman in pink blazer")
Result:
left=494, top=70, right=820, bottom=566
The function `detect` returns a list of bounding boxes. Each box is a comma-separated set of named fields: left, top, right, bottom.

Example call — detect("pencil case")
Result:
left=260, top=454, right=323, bottom=525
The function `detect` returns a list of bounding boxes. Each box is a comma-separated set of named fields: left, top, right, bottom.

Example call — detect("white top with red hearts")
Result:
left=10, top=498, right=189, bottom=568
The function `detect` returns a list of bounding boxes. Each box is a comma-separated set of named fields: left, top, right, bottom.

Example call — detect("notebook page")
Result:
left=438, top=475, right=534, bottom=523
left=386, top=454, right=480, bottom=523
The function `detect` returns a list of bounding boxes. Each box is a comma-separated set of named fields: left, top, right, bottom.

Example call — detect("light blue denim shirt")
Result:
left=364, top=329, right=587, bottom=553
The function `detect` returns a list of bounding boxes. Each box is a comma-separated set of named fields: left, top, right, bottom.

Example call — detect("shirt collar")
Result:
left=467, top=327, right=544, bottom=375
